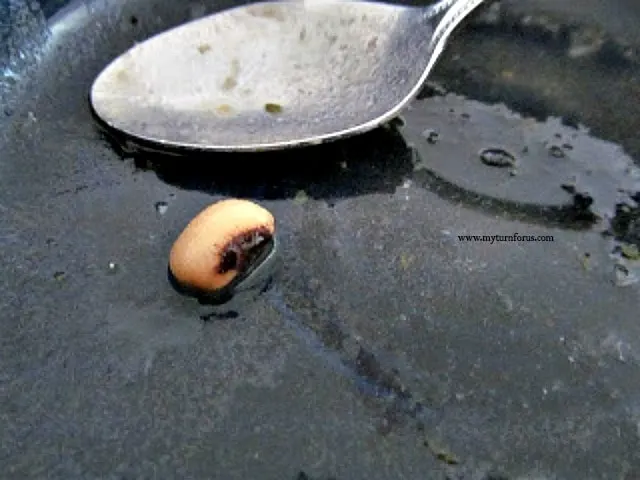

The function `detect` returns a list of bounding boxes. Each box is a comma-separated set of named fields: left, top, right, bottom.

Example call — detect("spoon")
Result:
left=90, top=0, right=485, bottom=152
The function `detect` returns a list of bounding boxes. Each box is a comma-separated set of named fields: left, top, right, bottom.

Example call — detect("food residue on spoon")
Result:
left=264, top=103, right=283, bottom=114
left=215, top=104, right=234, bottom=116
left=221, top=59, right=240, bottom=91
left=197, top=43, right=211, bottom=54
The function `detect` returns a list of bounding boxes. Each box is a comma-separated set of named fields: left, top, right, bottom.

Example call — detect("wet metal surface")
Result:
left=2, top=0, right=640, bottom=479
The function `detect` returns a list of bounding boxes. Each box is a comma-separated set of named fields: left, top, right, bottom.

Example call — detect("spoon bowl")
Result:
left=90, top=0, right=485, bottom=152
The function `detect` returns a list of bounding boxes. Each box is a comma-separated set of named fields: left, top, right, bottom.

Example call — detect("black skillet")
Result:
left=2, top=0, right=640, bottom=478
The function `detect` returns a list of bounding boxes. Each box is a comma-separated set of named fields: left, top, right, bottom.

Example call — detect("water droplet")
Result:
left=293, top=190, right=308, bottom=205
left=620, top=243, right=640, bottom=260
left=548, top=145, right=565, bottom=158
left=155, top=201, right=168, bottom=215
left=613, top=263, right=638, bottom=287
left=495, top=289, right=514, bottom=312
left=421, top=129, right=439, bottom=144
left=567, top=27, right=604, bottom=58
left=479, top=148, right=516, bottom=168
left=580, top=252, right=592, bottom=270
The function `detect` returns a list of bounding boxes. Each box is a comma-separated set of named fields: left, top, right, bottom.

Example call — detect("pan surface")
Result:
left=2, top=0, right=640, bottom=479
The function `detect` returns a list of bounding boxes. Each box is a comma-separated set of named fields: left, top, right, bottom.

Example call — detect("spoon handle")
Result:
left=430, top=0, right=485, bottom=46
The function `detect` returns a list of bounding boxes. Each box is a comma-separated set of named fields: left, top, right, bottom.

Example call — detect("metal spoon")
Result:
left=90, top=0, right=484, bottom=152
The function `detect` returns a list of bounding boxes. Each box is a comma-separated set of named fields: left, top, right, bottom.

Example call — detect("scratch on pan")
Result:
left=265, top=286, right=439, bottom=433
